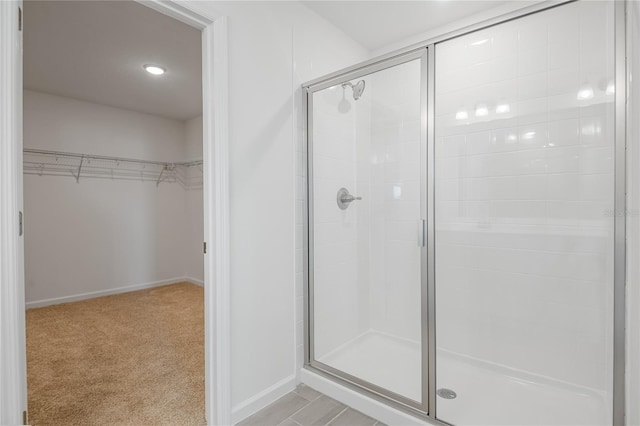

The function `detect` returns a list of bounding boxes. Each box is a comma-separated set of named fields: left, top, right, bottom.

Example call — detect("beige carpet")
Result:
left=26, top=282, right=205, bottom=426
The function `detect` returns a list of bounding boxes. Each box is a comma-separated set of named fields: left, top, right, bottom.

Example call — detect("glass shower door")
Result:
left=307, top=51, right=427, bottom=410
left=434, top=2, right=616, bottom=424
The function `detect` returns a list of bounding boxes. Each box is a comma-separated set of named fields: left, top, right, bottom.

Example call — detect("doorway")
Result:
left=1, top=1, right=229, bottom=425
left=18, top=2, right=216, bottom=424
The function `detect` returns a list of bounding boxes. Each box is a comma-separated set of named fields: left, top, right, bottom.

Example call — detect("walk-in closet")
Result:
left=22, top=1, right=205, bottom=424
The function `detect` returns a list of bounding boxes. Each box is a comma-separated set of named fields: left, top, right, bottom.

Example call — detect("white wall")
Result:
left=367, top=60, right=422, bottom=343
left=24, top=91, right=186, bottom=161
left=23, top=90, right=203, bottom=305
left=185, top=115, right=204, bottom=284
left=627, top=1, right=639, bottom=425
left=181, top=1, right=369, bottom=421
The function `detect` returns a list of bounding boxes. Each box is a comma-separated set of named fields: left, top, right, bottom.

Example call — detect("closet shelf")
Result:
left=23, top=149, right=203, bottom=189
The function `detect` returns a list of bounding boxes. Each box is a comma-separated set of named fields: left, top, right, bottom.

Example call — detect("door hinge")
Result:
left=23, top=410, right=27, bottom=425
left=203, top=242, right=207, bottom=254
left=18, top=7, right=22, bottom=31
left=19, top=211, right=23, bottom=236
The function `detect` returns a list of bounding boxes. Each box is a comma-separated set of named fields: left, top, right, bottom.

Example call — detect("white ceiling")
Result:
left=303, top=0, right=512, bottom=51
left=24, top=0, right=202, bottom=121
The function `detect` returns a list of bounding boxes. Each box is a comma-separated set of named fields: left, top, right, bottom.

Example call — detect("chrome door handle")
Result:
left=418, top=219, right=426, bottom=247
left=337, top=187, right=362, bottom=210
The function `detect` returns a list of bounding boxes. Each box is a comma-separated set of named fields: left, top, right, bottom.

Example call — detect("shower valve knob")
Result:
left=337, top=188, right=362, bottom=210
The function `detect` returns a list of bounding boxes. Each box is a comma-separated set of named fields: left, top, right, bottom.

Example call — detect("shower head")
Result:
left=342, top=80, right=366, bottom=100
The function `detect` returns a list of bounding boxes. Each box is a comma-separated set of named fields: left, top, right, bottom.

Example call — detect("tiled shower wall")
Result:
left=306, top=59, right=424, bottom=364
left=310, top=86, right=372, bottom=359
left=435, top=0, right=615, bottom=393
left=368, top=61, right=422, bottom=343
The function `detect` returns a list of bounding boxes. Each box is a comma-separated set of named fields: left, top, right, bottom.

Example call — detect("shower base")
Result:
left=318, top=330, right=422, bottom=402
left=436, top=349, right=609, bottom=425
left=317, top=330, right=609, bottom=425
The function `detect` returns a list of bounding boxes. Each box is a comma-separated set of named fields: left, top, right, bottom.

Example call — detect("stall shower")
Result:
left=303, top=1, right=623, bottom=425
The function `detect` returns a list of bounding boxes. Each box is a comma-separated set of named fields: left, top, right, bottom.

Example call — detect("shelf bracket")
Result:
left=70, top=155, right=84, bottom=183
left=156, top=165, right=167, bottom=187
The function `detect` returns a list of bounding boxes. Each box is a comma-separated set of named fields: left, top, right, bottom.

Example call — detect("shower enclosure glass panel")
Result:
left=309, top=56, right=425, bottom=405
left=434, top=2, right=615, bottom=425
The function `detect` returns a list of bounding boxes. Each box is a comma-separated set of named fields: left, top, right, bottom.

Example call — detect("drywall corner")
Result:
left=231, top=374, right=297, bottom=425
left=627, top=1, right=640, bottom=425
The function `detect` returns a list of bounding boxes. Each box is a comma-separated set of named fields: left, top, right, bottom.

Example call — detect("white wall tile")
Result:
left=310, top=58, right=423, bottom=392
left=492, top=25, right=518, bottom=58
left=548, top=119, right=580, bottom=147
left=518, top=47, right=548, bottom=76
left=434, top=3, right=615, bottom=424
left=518, top=73, right=548, bottom=101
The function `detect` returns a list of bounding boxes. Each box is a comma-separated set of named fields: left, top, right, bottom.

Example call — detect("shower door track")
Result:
left=302, top=0, right=627, bottom=424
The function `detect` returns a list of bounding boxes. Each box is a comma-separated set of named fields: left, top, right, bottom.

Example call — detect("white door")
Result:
left=0, top=0, right=27, bottom=424
left=17, top=1, right=27, bottom=423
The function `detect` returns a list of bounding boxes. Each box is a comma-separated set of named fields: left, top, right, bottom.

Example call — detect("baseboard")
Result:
left=26, top=277, right=192, bottom=309
left=184, top=277, right=204, bottom=287
left=300, top=369, right=430, bottom=426
left=231, top=374, right=297, bottom=425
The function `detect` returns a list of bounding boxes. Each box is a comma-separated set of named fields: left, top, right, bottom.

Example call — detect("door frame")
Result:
left=0, top=1, right=232, bottom=424
left=0, top=1, right=26, bottom=424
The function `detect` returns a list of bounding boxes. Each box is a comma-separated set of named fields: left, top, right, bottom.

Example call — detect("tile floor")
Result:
left=237, top=384, right=386, bottom=426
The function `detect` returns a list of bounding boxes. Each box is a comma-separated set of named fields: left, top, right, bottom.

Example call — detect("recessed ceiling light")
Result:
left=144, top=64, right=166, bottom=76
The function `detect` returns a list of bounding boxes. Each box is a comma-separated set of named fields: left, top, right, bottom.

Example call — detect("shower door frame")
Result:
left=303, top=48, right=431, bottom=417
left=302, top=0, right=627, bottom=424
